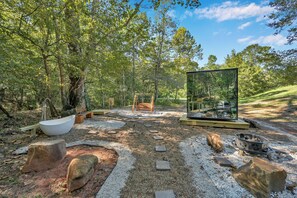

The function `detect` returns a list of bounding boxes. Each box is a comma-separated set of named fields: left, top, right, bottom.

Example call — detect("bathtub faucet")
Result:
left=41, top=98, right=51, bottom=121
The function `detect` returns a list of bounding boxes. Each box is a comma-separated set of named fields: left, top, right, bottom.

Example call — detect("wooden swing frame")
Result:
left=132, top=94, right=154, bottom=112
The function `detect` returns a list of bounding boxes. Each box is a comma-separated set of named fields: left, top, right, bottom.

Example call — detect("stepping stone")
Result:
left=150, top=130, right=158, bottom=133
left=156, top=160, right=171, bottom=170
left=155, top=190, right=175, bottom=198
left=108, top=131, right=117, bottom=134
left=88, top=130, right=97, bottom=134
left=155, top=145, right=167, bottom=152
left=214, top=157, right=235, bottom=168
left=153, top=136, right=164, bottom=140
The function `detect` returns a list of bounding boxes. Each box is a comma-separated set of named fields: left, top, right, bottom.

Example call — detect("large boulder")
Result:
left=66, top=154, right=99, bottom=192
left=206, top=133, right=224, bottom=152
left=233, top=157, right=287, bottom=197
left=22, top=139, right=66, bottom=173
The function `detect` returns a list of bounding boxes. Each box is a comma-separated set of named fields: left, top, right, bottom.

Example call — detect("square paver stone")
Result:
left=155, top=145, right=167, bottom=152
left=155, top=190, right=175, bottom=198
left=150, top=130, right=159, bottom=133
left=153, top=136, right=164, bottom=140
left=214, top=157, right=234, bottom=168
left=156, top=160, right=171, bottom=170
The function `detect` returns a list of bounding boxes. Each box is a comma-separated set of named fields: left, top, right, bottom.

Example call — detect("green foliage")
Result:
left=223, top=45, right=285, bottom=98
left=1, top=0, right=295, bottom=111
left=268, top=0, right=297, bottom=44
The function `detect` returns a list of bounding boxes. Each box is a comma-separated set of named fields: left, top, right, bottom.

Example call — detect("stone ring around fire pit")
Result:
left=233, top=133, right=269, bottom=155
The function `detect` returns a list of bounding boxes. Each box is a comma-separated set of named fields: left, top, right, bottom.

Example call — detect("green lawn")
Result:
left=239, top=85, right=297, bottom=105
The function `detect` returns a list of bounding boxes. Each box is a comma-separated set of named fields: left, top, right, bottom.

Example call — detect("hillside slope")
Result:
left=239, top=85, right=297, bottom=136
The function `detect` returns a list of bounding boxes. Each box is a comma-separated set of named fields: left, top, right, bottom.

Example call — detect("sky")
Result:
left=164, top=0, right=295, bottom=66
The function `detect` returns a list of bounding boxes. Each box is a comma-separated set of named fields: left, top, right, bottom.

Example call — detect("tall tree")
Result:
left=149, top=8, right=176, bottom=101
left=268, top=0, right=297, bottom=44
left=171, top=27, right=202, bottom=99
left=224, top=45, right=282, bottom=97
left=204, top=55, right=219, bottom=70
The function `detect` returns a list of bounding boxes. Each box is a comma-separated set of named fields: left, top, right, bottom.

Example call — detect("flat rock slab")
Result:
left=155, top=145, right=167, bottom=152
left=156, top=160, right=171, bottom=170
left=153, top=136, right=164, bottom=140
left=150, top=130, right=159, bottom=133
left=108, top=131, right=117, bottom=134
left=144, top=124, right=153, bottom=127
left=155, top=190, right=175, bottom=198
left=214, top=157, right=234, bottom=168
left=233, top=157, right=287, bottom=197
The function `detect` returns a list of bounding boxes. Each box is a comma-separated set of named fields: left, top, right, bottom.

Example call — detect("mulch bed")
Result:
left=0, top=145, right=118, bottom=197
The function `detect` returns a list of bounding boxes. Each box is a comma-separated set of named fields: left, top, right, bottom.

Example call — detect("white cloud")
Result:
left=249, top=34, right=287, bottom=46
left=238, top=22, right=252, bottom=30
left=194, top=2, right=274, bottom=22
left=237, top=36, right=253, bottom=43
left=185, top=10, right=193, bottom=17
left=238, top=34, right=287, bottom=46
left=180, top=10, right=193, bottom=21
left=167, top=10, right=176, bottom=18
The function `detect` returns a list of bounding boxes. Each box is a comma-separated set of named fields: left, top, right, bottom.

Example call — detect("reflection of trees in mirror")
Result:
left=186, top=69, right=238, bottom=120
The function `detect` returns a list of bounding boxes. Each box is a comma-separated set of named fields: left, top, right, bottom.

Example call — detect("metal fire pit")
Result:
left=233, top=133, right=269, bottom=154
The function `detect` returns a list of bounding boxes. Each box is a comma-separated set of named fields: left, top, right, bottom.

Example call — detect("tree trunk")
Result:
left=65, top=1, right=85, bottom=111
left=175, top=88, right=178, bottom=100
left=54, top=17, right=67, bottom=108
left=132, top=45, right=136, bottom=97
left=42, top=52, right=51, bottom=99
left=18, top=88, right=24, bottom=110
left=57, top=56, right=66, bottom=107
left=154, top=65, right=159, bottom=101
left=154, top=24, right=165, bottom=102
left=68, top=76, right=85, bottom=110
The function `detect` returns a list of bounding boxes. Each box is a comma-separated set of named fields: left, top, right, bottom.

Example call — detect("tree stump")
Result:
left=22, top=139, right=66, bottom=173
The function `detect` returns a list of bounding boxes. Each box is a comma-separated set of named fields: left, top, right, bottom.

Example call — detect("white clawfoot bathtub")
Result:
left=39, top=115, right=75, bottom=136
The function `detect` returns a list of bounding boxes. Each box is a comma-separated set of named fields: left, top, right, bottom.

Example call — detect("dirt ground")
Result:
left=0, top=106, right=296, bottom=197
left=240, top=97, right=297, bottom=136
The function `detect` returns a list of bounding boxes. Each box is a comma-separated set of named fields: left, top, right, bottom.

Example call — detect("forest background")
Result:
left=0, top=0, right=296, bottom=115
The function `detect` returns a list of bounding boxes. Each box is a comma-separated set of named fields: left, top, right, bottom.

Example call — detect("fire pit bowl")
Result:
left=234, top=133, right=269, bottom=154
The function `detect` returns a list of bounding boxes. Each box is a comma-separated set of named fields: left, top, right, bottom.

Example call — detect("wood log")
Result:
left=0, top=103, right=13, bottom=118
left=207, top=133, right=224, bottom=152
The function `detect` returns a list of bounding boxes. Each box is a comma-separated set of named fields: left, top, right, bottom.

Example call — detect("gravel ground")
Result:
left=2, top=108, right=297, bottom=197
left=180, top=135, right=297, bottom=198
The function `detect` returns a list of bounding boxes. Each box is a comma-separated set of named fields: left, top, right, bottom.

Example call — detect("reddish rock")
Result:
left=207, top=133, right=224, bottom=152
left=66, top=154, right=99, bottom=192
left=22, top=139, right=66, bottom=173
left=233, top=157, right=287, bottom=197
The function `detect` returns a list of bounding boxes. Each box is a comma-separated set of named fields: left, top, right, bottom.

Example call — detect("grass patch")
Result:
left=239, top=85, right=297, bottom=105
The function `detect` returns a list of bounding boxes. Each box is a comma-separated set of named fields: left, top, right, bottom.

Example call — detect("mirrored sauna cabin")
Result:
left=187, top=68, right=238, bottom=120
